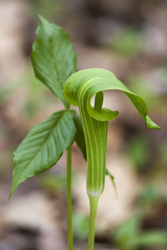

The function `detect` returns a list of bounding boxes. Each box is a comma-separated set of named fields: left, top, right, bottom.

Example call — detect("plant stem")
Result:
left=67, top=147, right=73, bottom=250
left=88, top=196, right=99, bottom=250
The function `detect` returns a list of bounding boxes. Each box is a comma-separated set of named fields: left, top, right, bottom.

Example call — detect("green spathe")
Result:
left=64, top=68, right=160, bottom=197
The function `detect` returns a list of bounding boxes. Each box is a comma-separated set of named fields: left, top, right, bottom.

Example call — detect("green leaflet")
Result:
left=64, top=68, right=160, bottom=197
left=10, top=110, right=76, bottom=197
left=31, top=16, right=77, bottom=109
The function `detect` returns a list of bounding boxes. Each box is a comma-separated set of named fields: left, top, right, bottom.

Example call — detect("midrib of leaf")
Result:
left=49, top=37, right=62, bottom=91
left=15, top=111, right=68, bottom=180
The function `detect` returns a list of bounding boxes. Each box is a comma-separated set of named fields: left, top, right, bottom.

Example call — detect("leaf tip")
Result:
left=8, top=192, right=12, bottom=200
left=34, top=14, right=45, bottom=23
left=146, top=116, right=161, bottom=130
left=9, top=185, right=15, bottom=200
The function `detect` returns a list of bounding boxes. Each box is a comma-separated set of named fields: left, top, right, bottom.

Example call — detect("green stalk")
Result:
left=88, top=196, right=99, bottom=250
left=67, top=147, right=73, bottom=250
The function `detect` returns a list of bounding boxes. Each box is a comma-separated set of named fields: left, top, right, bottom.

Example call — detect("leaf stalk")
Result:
left=67, top=147, right=74, bottom=250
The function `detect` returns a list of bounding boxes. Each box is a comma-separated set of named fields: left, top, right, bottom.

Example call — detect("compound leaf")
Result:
left=10, top=110, right=76, bottom=196
left=31, top=15, right=77, bottom=108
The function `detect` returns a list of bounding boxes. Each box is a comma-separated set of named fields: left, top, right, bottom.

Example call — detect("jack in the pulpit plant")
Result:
left=10, top=16, right=161, bottom=250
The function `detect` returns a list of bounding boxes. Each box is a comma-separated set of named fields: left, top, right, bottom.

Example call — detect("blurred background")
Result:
left=0, top=0, right=167, bottom=249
